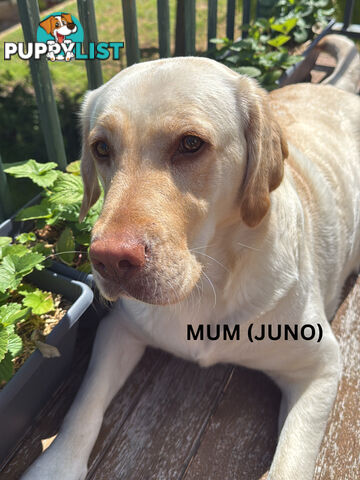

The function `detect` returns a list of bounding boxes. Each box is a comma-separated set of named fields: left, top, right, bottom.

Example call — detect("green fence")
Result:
left=0, top=0, right=359, bottom=222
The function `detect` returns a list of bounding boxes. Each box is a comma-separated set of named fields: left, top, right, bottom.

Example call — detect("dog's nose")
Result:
left=68, top=22, right=76, bottom=30
left=89, top=235, right=146, bottom=281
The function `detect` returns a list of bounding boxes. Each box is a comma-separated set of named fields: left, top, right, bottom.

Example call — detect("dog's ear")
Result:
left=239, top=77, right=288, bottom=228
left=39, top=16, right=54, bottom=35
left=79, top=92, right=101, bottom=222
left=62, top=13, right=73, bottom=24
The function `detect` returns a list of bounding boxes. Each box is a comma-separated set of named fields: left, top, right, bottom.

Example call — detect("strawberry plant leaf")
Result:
left=5, top=159, right=59, bottom=188
left=48, top=173, right=84, bottom=205
left=0, top=352, right=13, bottom=382
left=56, top=227, right=75, bottom=265
left=66, top=160, right=81, bottom=175
left=267, top=35, right=291, bottom=48
left=22, top=289, right=54, bottom=315
left=7, top=331, right=23, bottom=357
left=0, top=304, right=31, bottom=326
left=15, top=201, right=52, bottom=221
left=0, top=237, right=12, bottom=248
left=16, top=232, right=36, bottom=244
left=0, top=326, right=8, bottom=362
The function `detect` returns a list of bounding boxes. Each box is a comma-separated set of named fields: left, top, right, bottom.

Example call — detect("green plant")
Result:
left=0, top=234, right=55, bottom=384
left=210, top=16, right=303, bottom=89
left=273, top=0, right=335, bottom=44
left=5, top=159, right=103, bottom=272
left=208, top=0, right=335, bottom=90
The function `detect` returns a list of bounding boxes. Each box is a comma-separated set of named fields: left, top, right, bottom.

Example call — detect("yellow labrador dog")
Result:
left=23, top=35, right=360, bottom=480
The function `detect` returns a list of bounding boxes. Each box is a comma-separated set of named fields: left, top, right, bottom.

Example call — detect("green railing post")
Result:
left=0, top=154, right=11, bottom=221
left=242, top=0, right=251, bottom=39
left=122, top=0, right=140, bottom=66
left=175, top=0, right=196, bottom=56
left=207, top=0, right=218, bottom=49
left=226, top=0, right=235, bottom=40
left=157, top=0, right=170, bottom=58
left=17, top=0, right=67, bottom=170
left=77, top=0, right=103, bottom=89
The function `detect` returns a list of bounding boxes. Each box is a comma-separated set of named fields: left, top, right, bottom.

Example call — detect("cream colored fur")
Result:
left=22, top=41, right=360, bottom=480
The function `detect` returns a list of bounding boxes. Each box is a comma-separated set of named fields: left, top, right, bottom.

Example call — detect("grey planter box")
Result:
left=0, top=268, right=94, bottom=463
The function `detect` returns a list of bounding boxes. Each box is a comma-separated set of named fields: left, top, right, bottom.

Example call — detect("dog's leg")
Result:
left=21, top=308, right=146, bottom=480
left=268, top=324, right=341, bottom=480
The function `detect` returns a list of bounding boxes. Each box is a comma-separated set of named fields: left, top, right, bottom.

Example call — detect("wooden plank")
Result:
left=88, top=358, right=232, bottom=479
left=17, top=0, right=67, bottom=170
left=77, top=0, right=103, bottom=90
left=314, top=275, right=360, bottom=479
left=207, top=0, right=218, bottom=50
left=122, top=0, right=140, bottom=66
left=157, top=0, right=170, bottom=58
left=226, top=0, right=236, bottom=40
left=183, top=368, right=280, bottom=480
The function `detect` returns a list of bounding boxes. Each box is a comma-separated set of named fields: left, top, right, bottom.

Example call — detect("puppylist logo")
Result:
left=4, top=12, right=124, bottom=62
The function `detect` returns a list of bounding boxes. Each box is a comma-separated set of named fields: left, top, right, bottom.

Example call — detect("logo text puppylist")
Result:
left=4, top=12, right=124, bottom=62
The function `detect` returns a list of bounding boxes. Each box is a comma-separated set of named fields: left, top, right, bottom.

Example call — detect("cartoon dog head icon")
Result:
left=40, top=13, right=77, bottom=43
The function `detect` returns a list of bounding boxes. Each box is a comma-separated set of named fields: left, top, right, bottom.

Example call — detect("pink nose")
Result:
left=89, top=234, right=146, bottom=281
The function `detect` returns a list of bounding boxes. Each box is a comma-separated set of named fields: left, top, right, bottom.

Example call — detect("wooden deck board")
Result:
left=88, top=358, right=232, bottom=480
left=182, top=368, right=280, bottom=480
left=0, top=274, right=359, bottom=479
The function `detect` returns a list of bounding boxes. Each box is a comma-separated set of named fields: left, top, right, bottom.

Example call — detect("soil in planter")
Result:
left=0, top=286, right=70, bottom=390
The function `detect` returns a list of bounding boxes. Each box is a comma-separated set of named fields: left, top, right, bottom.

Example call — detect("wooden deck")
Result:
left=0, top=272, right=359, bottom=480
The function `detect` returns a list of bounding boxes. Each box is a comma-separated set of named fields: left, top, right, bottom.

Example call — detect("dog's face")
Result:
left=80, top=58, right=287, bottom=304
left=40, top=13, right=77, bottom=42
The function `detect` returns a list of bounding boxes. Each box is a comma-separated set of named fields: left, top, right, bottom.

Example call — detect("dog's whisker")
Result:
left=202, top=270, right=217, bottom=309
left=237, top=242, right=262, bottom=252
left=194, top=252, right=229, bottom=272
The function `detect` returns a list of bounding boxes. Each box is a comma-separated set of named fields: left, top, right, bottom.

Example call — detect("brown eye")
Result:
left=55, top=22, right=60, bottom=27
left=93, top=141, right=110, bottom=159
left=179, top=135, right=204, bottom=154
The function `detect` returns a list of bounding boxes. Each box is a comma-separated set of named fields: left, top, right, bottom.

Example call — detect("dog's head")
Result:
left=79, top=58, right=288, bottom=304
left=40, top=13, right=77, bottom=42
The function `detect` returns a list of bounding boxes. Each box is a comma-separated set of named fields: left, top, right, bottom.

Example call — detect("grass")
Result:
left=0, top=0, right=238, bottom=96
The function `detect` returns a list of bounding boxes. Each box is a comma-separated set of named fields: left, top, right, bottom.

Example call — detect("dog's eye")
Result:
left=55, top=22, right=60, bottom=27
left=93, top=141, right=110, bottom=159
left=179, top=135, right=204, bottom=154
left=63, top=20, right=67, bottom=25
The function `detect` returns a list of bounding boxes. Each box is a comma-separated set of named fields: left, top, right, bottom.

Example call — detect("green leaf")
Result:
left=5, top=159, right=58, bottom=188
left=16, top=232, right=36, bottom=244
left=0, top=257, right=20, bottom=293
left=0, top=237, right=12, bottom=248
left=0, top=243, right=28, bottom=260
left=0, top=292, right=10, bottom=305
left=232, top=66, right=262, bottom=77
left=0, top=326, right=8, bottom=362
left=48, top=173, right=84, bottom=206
left=15, top=201, right=52, bottom=221
left=9, top=252, right=45, bottom=276
left=0, top=352, right=14, bottom=383
left=66, top=160, right=81, bottom=175
left=56, top=227, right=75, bottom=265
left=22, top=289, right=54, bottom=315
left=267, top=35, right=291, bottom=48
left=7, top=331, right=22, bottom=356
left=271, top=18, right=298, bottom=35
left=0, top=304, right=31, bottom=326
